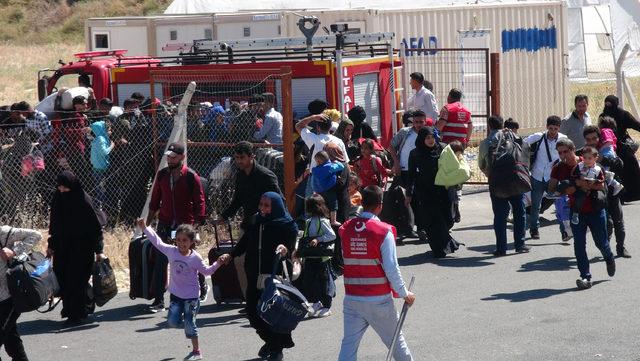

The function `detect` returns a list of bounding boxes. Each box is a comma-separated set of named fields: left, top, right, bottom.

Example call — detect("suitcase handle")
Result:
left=213, top=220, right=235, bottom=248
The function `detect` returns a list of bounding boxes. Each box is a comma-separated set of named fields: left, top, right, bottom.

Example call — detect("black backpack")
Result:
left=4, top=229, right=59, bottom=313
left=529, top=133, right=553, bottom=168
left=488, top=130, right=532, bottom=199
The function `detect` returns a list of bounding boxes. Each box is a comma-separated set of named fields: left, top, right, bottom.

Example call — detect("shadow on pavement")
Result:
left=20, top=319, right=100, bottom=335
left=518, top=256, right=603, bottom=273
left=466, top=244, right=496, bottom=254
left=529, top=242, right=570, bottom=247
left=518, top=257, right=576, bottom=272
left=481, top=280, right=609, bottom=302
left=452, top=224, right=495, bottom=232
left=198, top=313, right=246, bottom=328
left=398, top=252, right=495, bottom=267
left=199, top=302, right=245, bottom=315
left=93, top=304, right=155, bottom=323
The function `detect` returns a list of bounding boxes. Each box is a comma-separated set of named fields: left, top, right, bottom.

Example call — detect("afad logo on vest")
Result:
left=349, top=221, right=368, bottom=255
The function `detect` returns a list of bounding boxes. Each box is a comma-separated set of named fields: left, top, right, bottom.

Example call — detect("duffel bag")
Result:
left=7, top=251, right=59, bottom=313
left=93, top=259, right=118, bottom=307
left=257, top=257, right=311, bottom=334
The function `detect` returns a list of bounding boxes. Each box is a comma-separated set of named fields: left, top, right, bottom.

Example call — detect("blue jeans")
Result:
left=570, top=208, right=614, bottom=280
left=529, top=178, right=548, bottom=230
left=491, top=193, right=526, bottom=253
left=554, top=195, right=570, bottom=233
left=338, top=297, right=412, bottom=361
left=167, top=294, right=200, bottom=339
left=92, top=169, right=107, bottom=209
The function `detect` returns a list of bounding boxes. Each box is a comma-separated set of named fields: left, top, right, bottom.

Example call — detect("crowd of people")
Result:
left=0, top=80, right=288, bottom=224
left=479, top=94, right=640, bottom=289
left=1, top=69, right=639, bottom=361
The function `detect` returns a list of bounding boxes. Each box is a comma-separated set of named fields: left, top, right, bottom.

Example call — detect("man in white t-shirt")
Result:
left=295, top=112, right=349, bottom=195
left=407, top=72, right=438, bottom=122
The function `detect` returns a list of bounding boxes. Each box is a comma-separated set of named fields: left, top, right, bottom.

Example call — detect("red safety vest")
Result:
left=441, top=102, right=471, bottom=144
left=339, top=217, right=397, bottom=297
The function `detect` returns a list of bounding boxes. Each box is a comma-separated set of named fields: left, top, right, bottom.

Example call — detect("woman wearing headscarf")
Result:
left=347, top=105, right=376, bottom=140
left=334, top=119, right=359, bottom=161
left=406, top=127, right=460, bottom=258
left=219, top=192, right=298, bottom=360
left=47, top=171, right=106, bottom=326
left=601, top=95, right=640, bottom=202
left=323, top=142, right=351, bottom=223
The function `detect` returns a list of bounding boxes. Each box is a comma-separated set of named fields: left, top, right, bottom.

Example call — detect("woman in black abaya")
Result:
left=47, top=171, right=106, bottom=326
left=406, top=127, right=460, bottom=258
left=219, top=192, right=298, bottom=360
left=601, top=95, right=640, bottom=202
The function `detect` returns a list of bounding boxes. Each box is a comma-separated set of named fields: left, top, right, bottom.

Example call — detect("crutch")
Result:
left=385, top=275, right=415, bottom=361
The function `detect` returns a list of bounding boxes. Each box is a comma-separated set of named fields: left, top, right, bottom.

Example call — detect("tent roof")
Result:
left=164, top=0, right=560, bottom=14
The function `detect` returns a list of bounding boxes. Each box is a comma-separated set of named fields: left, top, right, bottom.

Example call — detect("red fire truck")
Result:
left=38, top=19, right=402, bottom=146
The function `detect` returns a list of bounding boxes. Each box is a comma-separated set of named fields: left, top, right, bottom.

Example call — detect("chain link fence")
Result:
left=400, top=48, right=490, bottom=183
left=0, top=68, right=294, bottom=231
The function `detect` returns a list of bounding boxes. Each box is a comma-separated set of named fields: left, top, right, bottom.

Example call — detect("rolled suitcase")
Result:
left=128, top=236, right=155, bottom=300
left=208, top=222, right=245, bottom=304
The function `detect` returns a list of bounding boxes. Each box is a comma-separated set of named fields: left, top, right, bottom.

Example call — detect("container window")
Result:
left=170, top=30, right=178, bottom=41
left=204, top=28, right=213, bottom=40
left=243, top=27, right=251, bottom=37
left=278, top=25, right=281, bottom=35
left=94, top=33, right=109, bottom=49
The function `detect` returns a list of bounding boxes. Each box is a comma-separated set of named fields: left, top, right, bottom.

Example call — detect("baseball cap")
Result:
left=164, top=142, right=185, bottom=157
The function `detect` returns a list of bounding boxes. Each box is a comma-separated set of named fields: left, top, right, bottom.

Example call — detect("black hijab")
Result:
left=49, top=171, right=106, bottom=244
left=255, top=192, right=298, bottom=235
left=602, top=95, right=621, bottom=118
left=415, top=126, right=442, bottom=157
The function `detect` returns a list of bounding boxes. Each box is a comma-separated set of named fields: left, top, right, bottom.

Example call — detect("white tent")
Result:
left=164, top=0, right=544, bottom=13
left=165, top=0, right=639, bottom=79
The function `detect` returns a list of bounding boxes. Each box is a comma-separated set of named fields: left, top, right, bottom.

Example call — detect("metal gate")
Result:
left=399, top=47, right=490, bottom=183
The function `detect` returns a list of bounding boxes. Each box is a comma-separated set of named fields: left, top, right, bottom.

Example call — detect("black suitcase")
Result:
left=208, top=222, right=245, bottom=304
left=128, top=236, right=156, bottom=300
left=380, top=180, right=414, bottom=237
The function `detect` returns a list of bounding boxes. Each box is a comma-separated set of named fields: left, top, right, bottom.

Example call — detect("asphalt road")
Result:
left=19, top=190, right=640, bottom=361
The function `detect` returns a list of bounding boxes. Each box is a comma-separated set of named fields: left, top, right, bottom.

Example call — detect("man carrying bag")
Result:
left=1, top=225, right=44, bottom=361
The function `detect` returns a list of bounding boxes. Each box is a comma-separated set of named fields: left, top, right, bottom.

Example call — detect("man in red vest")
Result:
left=436, top=88, right=473, bottom=146
left=338, top=185, right=416, bottom=361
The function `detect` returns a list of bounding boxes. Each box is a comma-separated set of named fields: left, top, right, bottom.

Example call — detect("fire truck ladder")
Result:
left=167, top=16, right=401, bottom=133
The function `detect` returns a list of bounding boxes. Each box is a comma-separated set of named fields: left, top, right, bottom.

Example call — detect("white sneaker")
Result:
left=315, top=308, right=332, bottom=318
left=184, top=351, right=203, bottom=360
left=612, top=181, right=624, bottom=196
left=309, top=301, right=323, bottom=317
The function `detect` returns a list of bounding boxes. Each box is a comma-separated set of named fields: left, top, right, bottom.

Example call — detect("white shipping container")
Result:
left=280, top=2, right=569, bottom=133
left=86, top=13, right=282, bottom=57
left=85, top=15, right=215, bottom=57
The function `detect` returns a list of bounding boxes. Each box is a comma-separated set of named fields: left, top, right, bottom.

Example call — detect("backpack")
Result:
left=528, top=133, right=552, bottom=168
left=4, top=229, right=60, bottom=313
left=157, top=167, right=208, bottom=198
left=488, top=130, right=532, bottom=199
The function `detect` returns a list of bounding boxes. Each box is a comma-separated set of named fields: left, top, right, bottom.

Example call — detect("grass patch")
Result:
left=0, top=0, right=171, bottom=44
left=0, top=43, right=84, bottom=105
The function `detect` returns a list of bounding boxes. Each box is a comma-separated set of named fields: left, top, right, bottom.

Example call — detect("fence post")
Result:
left=615, top=43, right=631, bottom=109
left=280, top=67, right=295, bottom=213
left=490, top=52, right=500, bottom=118
left=139, top=81, right=197, bottom=223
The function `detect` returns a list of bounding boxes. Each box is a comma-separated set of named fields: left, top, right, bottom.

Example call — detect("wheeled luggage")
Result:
left=128, top=236, right=155, bottom=300
left=207, top=222, right=245, bottom=304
